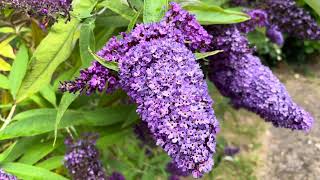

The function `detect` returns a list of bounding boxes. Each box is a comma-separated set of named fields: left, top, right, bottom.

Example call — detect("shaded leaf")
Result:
left=98, top=0, right=136, bottom=21
left=0, top=105, right=137, bottom=140
left=0, top=57, right=11, bottom=71
left=0, top=74, right=9, bottom=89
left=80, top=18, right=96, bottom=67
left=39, top=85, right=57, bottom=107
left=36, top=156, right=64, bottom=170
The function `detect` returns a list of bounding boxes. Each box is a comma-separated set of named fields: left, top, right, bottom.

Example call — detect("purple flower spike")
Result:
left=238, top=9, right=268, bottom=33
left=265, top=0, right=320, bottom=40
left=1, top=0, right=72, bottom=21
left=207, top=25, right=313, bottom=131
left=64, top=135, right=106, bottom=180
left=224, top=146, right=240, bottom=156
left=60, top=3, right=212, bottom=95
left=108, top=172, right=125, bottom=180
left=0, top=169, right=17, bottom=180
left=266, top=25, right=284, bottom=46
left=119, top=39, right=219, bottom=178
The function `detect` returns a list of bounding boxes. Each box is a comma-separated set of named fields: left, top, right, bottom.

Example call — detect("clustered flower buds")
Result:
left=0, top=169, right=17, bottom=180
left=207, top=25, right=313, bottom=131
left=120, top=39, right=219, bottom=178
left=1, top=0, right=72, bottom=21
left=64, top=135, right=106, bottom=180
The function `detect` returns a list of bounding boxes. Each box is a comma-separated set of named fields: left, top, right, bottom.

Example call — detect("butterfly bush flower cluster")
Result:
left=61, top=3, right=218, bottom=178
left=0, top=0, right=72, bottom=21
left=60, top=2, right=212, bottom=94
left=0, top=169, right=17, bottom=180
left=237, top=9, right=268, bottom=34
left=119, top=39, right=219, bottom=178
left=265, top=0, right=320, bottom=40
left=207, top=25, right=314, bottom=131
left=64, top=135, right=107, bottom=180
left=166, top=162, right=190, bottom=180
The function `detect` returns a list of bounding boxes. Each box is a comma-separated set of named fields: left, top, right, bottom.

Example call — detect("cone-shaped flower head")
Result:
left=266, top=25, right=284, bottom=46
left=207, top=25, right=313, bottom=131
left=64, top=135, right=106, bottom=180
left=0, top=169, right=17, bottom=180
left=60, top=3, right=212, bottom=95
left=265, top=0, right=320, bottom=40
left=119, top=39, right=219, bottom=178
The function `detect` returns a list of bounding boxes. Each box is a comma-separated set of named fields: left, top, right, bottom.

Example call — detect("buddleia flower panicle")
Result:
left=64, top=135, right=106, bottom=180
left=237, top=9, right=268, bottom=34
left=0, top=169, right=17, bottom=180
left=119, top=39, right=219, bottom=178
left=207, top=25, right=314, bottom=131
left=60, top=3, right=212, bottom=95
left=1, top=0, right=72, bottom=21
left=107, top=172, right=125, bottom=180
left=265, top=0, right=320, bottom=40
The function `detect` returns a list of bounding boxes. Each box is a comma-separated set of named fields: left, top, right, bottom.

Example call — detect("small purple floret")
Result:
left=0, top=169, right=17, bottom=180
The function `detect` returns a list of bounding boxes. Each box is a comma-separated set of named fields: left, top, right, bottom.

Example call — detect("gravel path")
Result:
left=259, top=73, right=320, bottom=180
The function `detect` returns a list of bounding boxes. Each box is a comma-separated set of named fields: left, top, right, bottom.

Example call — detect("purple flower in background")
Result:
left=60, top=3, right=212, bottom=95
left=207, top=25, right=313, bottom=131
left=1, top=0, right=72, bottom=21
left=0, top=169, right=17, bottom=180
left=108, top=172, right=125, bottom=180
left=64, top=135, right=106, bottom=180
left=166, top=162, right=190, bottom=177
left=265, top=0, right=320, bottom=40
left=266, top=25, right=284, bottom=46
left=119, top=39, right=219, bottom=178
left=224, top=146, right=240, bottom=156
left=237, top=9, right=268, bottom=33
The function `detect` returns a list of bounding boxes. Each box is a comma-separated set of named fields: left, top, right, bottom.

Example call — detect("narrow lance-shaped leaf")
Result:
left=1, top=162, right=68, bottom=180
left=195, top=50, right=223, bottom=60
left=304, top=0, right=320, bottom=16
left=9, top=43, right=29, bottom=99
left=80, top=17, right=96, bottom=67
left=183, top=2, right=250, bottom=25
left=36, top=156, right=64, bottom=170
left=0, top=57, right=11, bottom=71
left=88, top=47, right=119, bottom=71
left=39, top=85, right=57, bottom=107
left=0, top=105, right=137, bottom=140
left=15, top=0, right=99, bottom=103
left=143, top=0, right=168, bottom=23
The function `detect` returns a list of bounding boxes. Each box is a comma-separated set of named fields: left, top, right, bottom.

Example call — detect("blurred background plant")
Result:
left=0, top=0, right=318, bottom=179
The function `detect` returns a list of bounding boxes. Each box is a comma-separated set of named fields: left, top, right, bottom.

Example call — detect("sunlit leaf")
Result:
left=0, top=57, right=11, bottom=71
left=305, top=0, right=320, bottom=16
left=88, top=47, right=119, bottom=71
left=195, top=50, right=224, bottom=60
left=143, top=0, right=168, bottom=23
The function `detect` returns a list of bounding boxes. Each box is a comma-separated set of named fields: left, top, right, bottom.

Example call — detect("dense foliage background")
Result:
left=0, top=0, right=319, bottom=179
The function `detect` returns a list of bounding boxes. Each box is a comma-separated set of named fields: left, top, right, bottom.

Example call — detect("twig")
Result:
left=0, top=104, right=17, bottom=131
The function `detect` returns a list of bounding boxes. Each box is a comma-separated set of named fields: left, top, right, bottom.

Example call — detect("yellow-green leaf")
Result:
left=0, top=57, right=11, bottom=71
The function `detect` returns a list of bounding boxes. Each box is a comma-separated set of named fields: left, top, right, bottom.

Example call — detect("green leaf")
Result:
left=18, top=141, right=58, bottom=165
left=98, top=0, right=137, bottom=21
left=0, top=27, right=14, bottom=33
left=195, top=50, right=223, bottom=60
left=96, top=15, right=129, bottom=27
left=0, top=142, right=16, bottom=162
left=0, top=57, right=11, bottom=71
left=80, top=18, right=96, bottom=67
left=54, top=93, right=79, bottom=146
left=36, top=156, right=64, bottom=170
left=16, top=0, right=98, bottom=103
left=0, top=44, right=15, bottom=59
left=97, top=130, right=131, bottom=148
left=39, top=85, right=57, bottom=107
left=0, top=136, right=41, bottom=163
left=15, top=19, right=79, bottom=103
left=304, top=0, right=320, bottom=16
left=143, top=0, right=168, bottom=23
left=88, top=47, right=119, bottom=71
left=8, top=43, right=29, bottom=99
left=0, top=105, right=137, bottom=140
left=183, top=2, right=250, bottom=24
left=0, top=74, right=9, bottom=89
left=1, top=162, right=68, bottom=180
left=127, top=8, right=142, bottom=32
